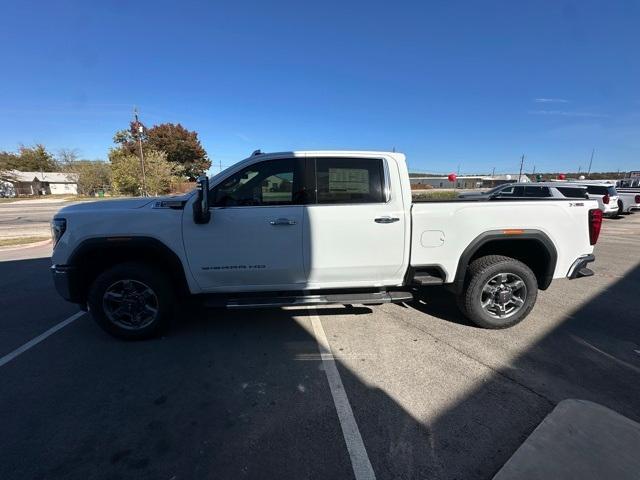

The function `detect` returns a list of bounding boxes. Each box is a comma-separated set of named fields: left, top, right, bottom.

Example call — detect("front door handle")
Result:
left=375, top=216, right=400, bottom=224
left=270, top=218, right=297, bottom=226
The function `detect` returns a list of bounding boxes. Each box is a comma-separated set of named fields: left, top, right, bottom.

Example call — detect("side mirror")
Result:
left=193, top=175, right=211, bottom=224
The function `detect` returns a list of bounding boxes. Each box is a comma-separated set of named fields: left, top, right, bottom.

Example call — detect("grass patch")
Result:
left=0, top=236, right=51, bottom=247
left=412, top=189, right=459, bottom=200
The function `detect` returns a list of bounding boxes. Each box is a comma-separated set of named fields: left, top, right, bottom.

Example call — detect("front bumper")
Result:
left=567, top=254, right=595, bottom=280
left=51, top=264, right=84, bottom=304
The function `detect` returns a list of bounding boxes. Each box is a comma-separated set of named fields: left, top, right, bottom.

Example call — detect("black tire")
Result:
left=618, top=200, right=624, bottom=216
left=457, top=255, right=538, bottom=329
left=88, top=262, right=175, bottom=339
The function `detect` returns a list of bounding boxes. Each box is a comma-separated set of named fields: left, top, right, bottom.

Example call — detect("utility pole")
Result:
left=587, top=148, right=595, bottom=179
left=518, top=154, right=525, bottom=182
left=219, top=159, right=222, bottom=173
left=133, top=107, right=147, bottom=197
left=491, top=167, right=495, bottom=177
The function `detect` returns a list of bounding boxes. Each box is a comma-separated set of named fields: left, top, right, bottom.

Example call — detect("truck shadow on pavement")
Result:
left=363, top=263, right=640, bottom=479
left=1, top=258, right=640, bottom=480
left=406, top=288, right=476, bottom=327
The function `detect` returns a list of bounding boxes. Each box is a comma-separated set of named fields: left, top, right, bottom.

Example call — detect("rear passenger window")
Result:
left=524, top=186, right=551, bottom=197
left=557, top=187, right=588, bottom=198
left=586, top=185, right=608, bottom=195
left=315, top=158, right=385, bottom=204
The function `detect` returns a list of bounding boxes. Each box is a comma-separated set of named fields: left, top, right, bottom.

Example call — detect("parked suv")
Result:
left=458, top=182, right=589, bottom=199
left=566, top=183, right=620, bottom=217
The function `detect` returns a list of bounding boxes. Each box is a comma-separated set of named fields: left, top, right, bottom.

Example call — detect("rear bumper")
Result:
left=51, top=264, right=84, bottom=304
left=567, top=254, right=595, bottom=280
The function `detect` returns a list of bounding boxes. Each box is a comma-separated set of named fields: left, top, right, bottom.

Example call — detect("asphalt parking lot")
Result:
left=1, top=212, right=639, bottom=480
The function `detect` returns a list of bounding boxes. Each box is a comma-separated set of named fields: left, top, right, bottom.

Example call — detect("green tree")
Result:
left=0, top=145, right=58, bottom=172
left=16, top=144, right=59, bottom=171
left=110, top=148, right=178, bottom=196
left=71, top=160, right=112, bottom=196
left=0, top=151, right=20, bottom=171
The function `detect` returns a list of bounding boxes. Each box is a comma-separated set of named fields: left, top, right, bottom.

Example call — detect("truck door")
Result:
left=182, top=157, right=307, bottom=291
left=303, top=156, right=407, bottom=287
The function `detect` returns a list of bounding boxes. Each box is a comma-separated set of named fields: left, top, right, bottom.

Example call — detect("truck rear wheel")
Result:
left=88, top=262, right=175, bottom=340
left=458, top=255, right=538, bottom=329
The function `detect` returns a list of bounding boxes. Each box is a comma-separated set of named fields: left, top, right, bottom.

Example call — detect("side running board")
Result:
left=204, top=291, right=413, bottom=309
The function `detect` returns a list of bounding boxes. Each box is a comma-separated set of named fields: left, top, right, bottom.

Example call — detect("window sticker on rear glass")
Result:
left=328, top=168, right=370, bottom=194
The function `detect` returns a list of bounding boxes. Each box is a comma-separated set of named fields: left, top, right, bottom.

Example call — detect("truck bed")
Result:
left=409, top=198, right=597, bottom=283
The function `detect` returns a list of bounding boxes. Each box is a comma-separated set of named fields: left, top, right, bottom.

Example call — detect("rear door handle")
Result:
left=270, top=218, right=297, bottom=226
left=375, top=216, right=400, bottom=224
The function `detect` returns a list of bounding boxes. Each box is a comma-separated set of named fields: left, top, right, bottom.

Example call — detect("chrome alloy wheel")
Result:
left=102, top=279, right=159, bottom=330
left=480, top=273, right=527, bottom=319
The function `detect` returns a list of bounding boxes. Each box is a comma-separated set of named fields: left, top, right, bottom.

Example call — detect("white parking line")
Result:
left=309, top=309, right=376, bottom=480
left=0, top=311, right=85, bottom=368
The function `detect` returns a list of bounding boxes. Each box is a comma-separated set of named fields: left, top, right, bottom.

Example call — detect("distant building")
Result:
left=410, top=174, right=531, bottom=189
left=0, top=170, right=79, bottom=195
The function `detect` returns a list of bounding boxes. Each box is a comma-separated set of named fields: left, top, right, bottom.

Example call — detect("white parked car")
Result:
left=565, top=183, right=620, bottom=217
left=51, top=151, right=601, bottom=338
left=458, top=182, right=589, bottom=200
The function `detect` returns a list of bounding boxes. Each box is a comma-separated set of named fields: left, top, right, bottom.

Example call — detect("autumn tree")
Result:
left=113, top=121, right=210, bottom=179
left=146, top=123, right=210, bottom=178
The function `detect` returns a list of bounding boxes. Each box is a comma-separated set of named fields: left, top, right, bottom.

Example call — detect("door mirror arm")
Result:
left=193, top=175, right=211, bottom=224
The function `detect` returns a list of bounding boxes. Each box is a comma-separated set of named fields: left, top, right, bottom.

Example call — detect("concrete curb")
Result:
left=0, top=239, right=52, bottom=252
left=493, top=399, right=640, bottom=480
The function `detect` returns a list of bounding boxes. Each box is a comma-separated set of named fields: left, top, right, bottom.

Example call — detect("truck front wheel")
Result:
left=458, top=255, right=538, bottom=329
left=88, top=262, right=175, bottom=339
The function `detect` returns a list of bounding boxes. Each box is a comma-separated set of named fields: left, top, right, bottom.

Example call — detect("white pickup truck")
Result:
left=616, top=189, right=640, bottom=214
left=51, top=151, right=602, bottom=339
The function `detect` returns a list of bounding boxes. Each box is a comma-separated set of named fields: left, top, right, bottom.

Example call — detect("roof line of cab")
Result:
left=247, top=149, right=405, bottom=160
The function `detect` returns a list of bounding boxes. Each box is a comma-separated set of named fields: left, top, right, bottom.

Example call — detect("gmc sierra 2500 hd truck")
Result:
left=51, top=151, right=602, bottom=339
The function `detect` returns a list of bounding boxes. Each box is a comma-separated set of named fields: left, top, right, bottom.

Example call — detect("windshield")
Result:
left=586, top=185, right=617, bottom=196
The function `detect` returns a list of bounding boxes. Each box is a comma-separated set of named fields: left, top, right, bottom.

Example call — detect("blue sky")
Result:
left=1, top=0, right=639, bottom=174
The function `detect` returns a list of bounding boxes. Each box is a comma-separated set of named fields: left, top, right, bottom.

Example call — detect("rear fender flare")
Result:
left=452, top=229, right=557, bottom=293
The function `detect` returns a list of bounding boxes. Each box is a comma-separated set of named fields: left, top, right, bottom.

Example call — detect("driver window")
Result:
left=211, top=158, right=301, bottom=207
